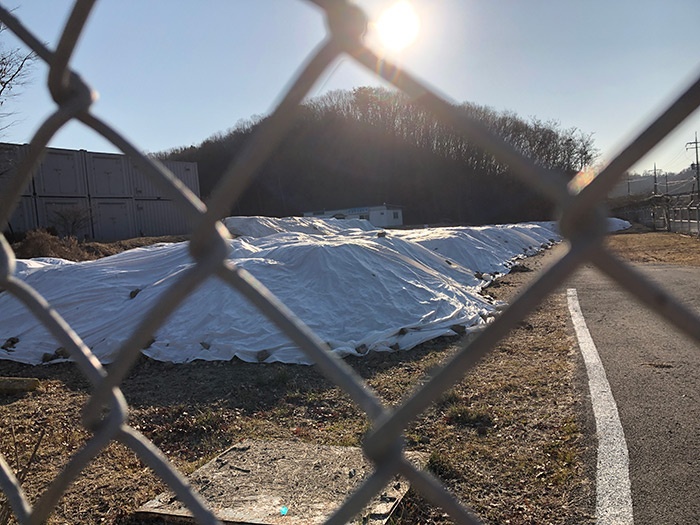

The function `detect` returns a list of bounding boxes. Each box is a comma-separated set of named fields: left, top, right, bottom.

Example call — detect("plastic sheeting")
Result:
left=0, top=217, right=629, bottom=365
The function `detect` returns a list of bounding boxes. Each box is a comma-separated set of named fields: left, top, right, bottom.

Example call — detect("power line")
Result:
left=662, top=146, right=693, bottom=171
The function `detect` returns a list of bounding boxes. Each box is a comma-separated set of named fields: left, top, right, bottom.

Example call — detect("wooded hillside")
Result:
left=159, top=87, right=596, bottom=225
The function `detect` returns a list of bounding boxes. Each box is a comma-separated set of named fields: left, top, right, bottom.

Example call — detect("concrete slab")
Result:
left=136, top=439, right=427, bottom=524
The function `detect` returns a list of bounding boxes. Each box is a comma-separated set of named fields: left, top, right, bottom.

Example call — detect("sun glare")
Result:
left=375, top=1, right=420, bottom=52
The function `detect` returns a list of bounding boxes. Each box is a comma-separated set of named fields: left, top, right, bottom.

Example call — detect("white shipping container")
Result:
left=34, top=148, right=88, bottom=197
left=0, top=142, right=32, bottom=196
left=37, top=197, right=92, bottom=238
left=303, top=205, right=403, bottom=227
left=92, top=198, right=136, bottom=241
left=134, top=199, right=193, bottom=237
left=87, top=152, right=131, bottom=197
left=369, top=208, right=403, bottom=227
left=6, top=195, right=37, bottom=234
left=131, top=160, right=200, bottom=199
left=165, top=161, right=200, bottom=196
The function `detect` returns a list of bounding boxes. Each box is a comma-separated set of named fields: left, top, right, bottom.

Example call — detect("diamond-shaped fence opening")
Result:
left=1, top=1, right=699, bottom=524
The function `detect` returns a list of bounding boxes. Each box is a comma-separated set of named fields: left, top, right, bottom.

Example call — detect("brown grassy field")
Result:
left=1, top=228, right=698, bottom=524
left=605, top=229, right=700, bottom=266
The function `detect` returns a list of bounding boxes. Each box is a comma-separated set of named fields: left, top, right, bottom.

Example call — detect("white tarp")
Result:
left=0, top=217, right=629, bottom=365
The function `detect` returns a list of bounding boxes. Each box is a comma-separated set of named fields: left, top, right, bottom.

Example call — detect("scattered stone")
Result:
left=256, top=349, right=271, bottom=362
left=509, top=263, right=532, bottom=273
left=200, top=341, right=211, bottom=350
left=1, top=337, right=19, bottom=351
left=355, top=344, right=369, bottom=355
left=41, top=352, right=57, bottom=363
left=376, top=231, right=387, bottom=238
left=129, top=288, right=141, bottom=299
left=450, top=324, right=466, bottom=335
left=40, top=346, right=72, bottom=362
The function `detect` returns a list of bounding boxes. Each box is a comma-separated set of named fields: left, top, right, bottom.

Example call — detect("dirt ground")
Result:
left=1, top=228, right=698, bottom=524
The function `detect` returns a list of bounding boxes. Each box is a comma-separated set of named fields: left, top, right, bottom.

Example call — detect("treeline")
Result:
left=159, top=87, right=596, bottom=225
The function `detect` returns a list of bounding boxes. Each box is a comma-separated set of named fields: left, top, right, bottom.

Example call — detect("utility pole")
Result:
left=687, top=132, right=700, bottom=201
left=687, top=133, right=700, bottom=236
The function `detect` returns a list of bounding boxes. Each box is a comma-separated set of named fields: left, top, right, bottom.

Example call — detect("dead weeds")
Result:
left=606, top=229, right=700, bottom=266
left=8, top=227, right=694, bottom=523
left=11, top=229, right=188, bottom=261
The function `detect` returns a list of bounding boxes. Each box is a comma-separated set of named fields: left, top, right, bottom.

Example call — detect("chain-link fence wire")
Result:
left=1, top=1, right=699, bottom=523
left=666, top=198, right=700, bottom=234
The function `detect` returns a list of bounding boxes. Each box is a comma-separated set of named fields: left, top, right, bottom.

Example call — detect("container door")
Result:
left=35, top=150, right=87, bottom=196
left=94, top=200, right=134, bottom=241
left=89, top=153, right=130, bottom=197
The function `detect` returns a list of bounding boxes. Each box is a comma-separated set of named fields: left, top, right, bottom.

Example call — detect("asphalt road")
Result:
left=569, top=263, right=700, bottom=524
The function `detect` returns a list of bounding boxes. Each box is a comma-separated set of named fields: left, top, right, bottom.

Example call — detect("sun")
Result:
left=374, top=1, right=420, bottom=53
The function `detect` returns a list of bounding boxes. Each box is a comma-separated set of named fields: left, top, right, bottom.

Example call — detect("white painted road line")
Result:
left=567, top=288, right=634, bottom=525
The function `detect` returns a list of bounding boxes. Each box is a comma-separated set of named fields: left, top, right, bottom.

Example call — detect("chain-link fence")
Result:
left=1, top=1, right=700, bottom=524
left=667, top=195, right=700, bottom=234
left=615, top=193, right=700, bottom=233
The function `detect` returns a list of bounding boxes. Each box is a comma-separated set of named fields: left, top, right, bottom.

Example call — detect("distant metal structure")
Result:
left=304, top=204, right=403, bottom=227
left=665, top=193, right=700, bottom=235
left=0, top=142, right=199, bottom=239
left=611, top=192, right=700, bottom=234
left=0, top=1, right=699, bottom=525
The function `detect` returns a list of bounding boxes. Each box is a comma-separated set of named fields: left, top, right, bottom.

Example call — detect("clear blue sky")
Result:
left=2, top=0, right=699, bottom=175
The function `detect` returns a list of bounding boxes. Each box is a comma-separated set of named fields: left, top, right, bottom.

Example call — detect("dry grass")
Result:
left=5, top=227, right=695, bottom=524
left=606, top=230, right=700, bottom=266
left=11, top=230, right=187, bottom=261
left=391, top=291, right=593, bottom=525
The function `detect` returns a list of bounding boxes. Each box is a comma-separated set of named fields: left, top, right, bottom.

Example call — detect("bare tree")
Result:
left=50, top=206, right=91, bottom=238
left=0, top=18, right=34, bottom=132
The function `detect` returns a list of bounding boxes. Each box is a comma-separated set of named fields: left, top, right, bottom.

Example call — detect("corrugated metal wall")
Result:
left=134, top=200, right=193, bottom=237
left=34, top=148, right=88, bottom=197
left=9, top=196, right=37, bottom=233
left=92, top=198, right=136, bottom=241
left=36, top=196, right=92, bottom=239
left=0, top=143, right=31, bottom=197
left=131, top=159, right=200, bottom=199
left=88, top=152, right=131, bottom=197
left=1, top=142, right=199, bottom=240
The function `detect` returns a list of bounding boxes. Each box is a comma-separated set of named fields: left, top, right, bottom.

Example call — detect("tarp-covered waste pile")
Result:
left=0, top=217, right=630, bottom=365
